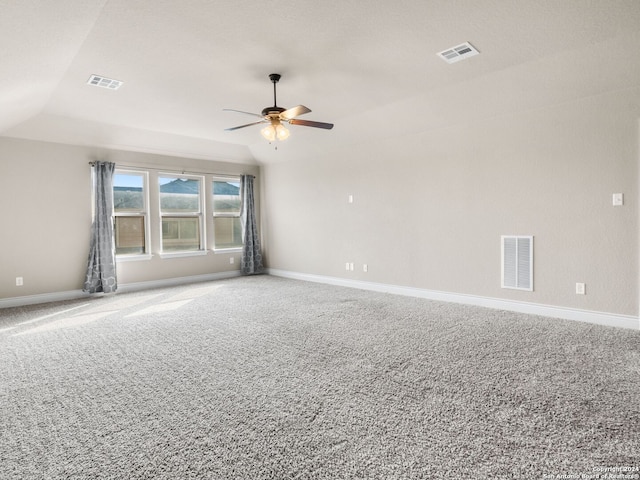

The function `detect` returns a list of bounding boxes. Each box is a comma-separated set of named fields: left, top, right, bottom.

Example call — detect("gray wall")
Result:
left=1, top=86, right=638, bottom=317
left=262, top=87, right=639, bottom=316
left=0, top=138, right=259, bottom=300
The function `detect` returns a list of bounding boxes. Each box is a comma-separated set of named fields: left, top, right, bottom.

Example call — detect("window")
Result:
left=113, top=171, right=148, bottom=255
left=159, top=175, right=204, bottom=252
left=212, top=178, right=242, bottom=249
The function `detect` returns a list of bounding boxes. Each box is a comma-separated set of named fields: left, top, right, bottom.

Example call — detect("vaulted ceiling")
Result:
left=2, top=0, right=640, bottom=165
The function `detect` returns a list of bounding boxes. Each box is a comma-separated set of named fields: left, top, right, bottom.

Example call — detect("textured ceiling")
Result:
left=2, top=0, right=640, bottom=164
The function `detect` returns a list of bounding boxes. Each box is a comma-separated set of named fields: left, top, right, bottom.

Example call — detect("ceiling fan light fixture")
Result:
left=261, top=119, right=290, bottom=142
left=276, top=123, right=290, bottom=141
left=261, top=124, right=276, bottom=142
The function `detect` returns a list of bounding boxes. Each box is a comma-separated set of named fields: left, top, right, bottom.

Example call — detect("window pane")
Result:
left=161, top=217, right=200, bottom=251
left=213, top=181, right=241, bottom=214
left=115, top=216, right=145, bottom=254
left=214, top=217, right=243, bottom=249
left=114, top=173, right=144, bottom=211
left=160, top=177, right=200, bottom=212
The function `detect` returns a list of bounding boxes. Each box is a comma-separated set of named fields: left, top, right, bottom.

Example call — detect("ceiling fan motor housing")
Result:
left=262, top=106, right=285, bottom=116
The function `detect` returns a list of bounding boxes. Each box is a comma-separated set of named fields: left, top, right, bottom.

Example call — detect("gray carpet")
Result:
left=1, top=275, right=639, bottom=479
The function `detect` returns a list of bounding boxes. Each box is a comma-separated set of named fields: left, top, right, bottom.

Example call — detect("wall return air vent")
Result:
left=437, top=42, right=480, bottom=64
left=87, top=74, right=123, bottom=90
left=501, top=235, right=533, bottom=291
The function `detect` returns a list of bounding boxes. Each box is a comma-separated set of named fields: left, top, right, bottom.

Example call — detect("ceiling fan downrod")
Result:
left=269, top=73, right=281, bottom=106
left=262, top=73, right=285, bottom=116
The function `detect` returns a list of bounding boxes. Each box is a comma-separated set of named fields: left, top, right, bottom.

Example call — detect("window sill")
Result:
left=213, top=247, right=243, bottom=254
left=116, top=253, right=153, bottom=262
left=159, top=250, right=208, bottom=259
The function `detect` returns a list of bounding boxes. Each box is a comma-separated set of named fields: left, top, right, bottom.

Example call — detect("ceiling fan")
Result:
left=224, top=73, right=334, bottom=142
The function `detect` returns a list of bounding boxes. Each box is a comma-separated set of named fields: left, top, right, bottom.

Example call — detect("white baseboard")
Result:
left=267, top=269, right=639, bottom=331
left=0, top=271, right=241, bottom=309
left=0, top=290, right=91, bottom=309
left=117, top=271, right=241, bottom=294
left=4, top=269, right=637, bottom=331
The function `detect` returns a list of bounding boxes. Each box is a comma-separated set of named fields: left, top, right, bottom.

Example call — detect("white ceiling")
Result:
left=2, top=0, right=640, bottom=165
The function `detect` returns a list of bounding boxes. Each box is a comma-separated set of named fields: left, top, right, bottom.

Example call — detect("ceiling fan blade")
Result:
left=281, top=105, right=311, bottom=120
left=225, top=120, right=267, bottom=131
left=223, top=108, right=264, bottom=118
left=289, top=119, right=334, bottom=130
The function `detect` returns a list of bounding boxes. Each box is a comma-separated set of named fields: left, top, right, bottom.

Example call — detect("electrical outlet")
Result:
left=576, top=283, right=586, bottom=295
left=349, top=263, right=354, bottom=271
left=229, top=257, right=234, bottom=264
left=363, top=264, right=368, bottom=272
left=612, top=193, right=624, bottom=206
left=16, top=277, right=23, bottom=286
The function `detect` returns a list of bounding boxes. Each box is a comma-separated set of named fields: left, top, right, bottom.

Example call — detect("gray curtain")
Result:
left=83, top=161, right=117, bottom=293
left=240, top=174, right=264, bottom=275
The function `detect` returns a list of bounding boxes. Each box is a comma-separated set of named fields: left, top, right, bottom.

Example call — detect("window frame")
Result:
left=113, top=169, right=151, bottom=261
left=211, top=176, right=243, bottom=252
left=158, top=173, right=206, bottom=256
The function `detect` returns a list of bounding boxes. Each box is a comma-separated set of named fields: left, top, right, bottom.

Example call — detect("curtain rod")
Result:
left=88, top=161, right=253, bottom=179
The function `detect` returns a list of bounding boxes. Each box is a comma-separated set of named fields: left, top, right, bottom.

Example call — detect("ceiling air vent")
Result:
left=87, top=74, right=123, bottom=90
left=437, top=42, right=479, bottom=64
